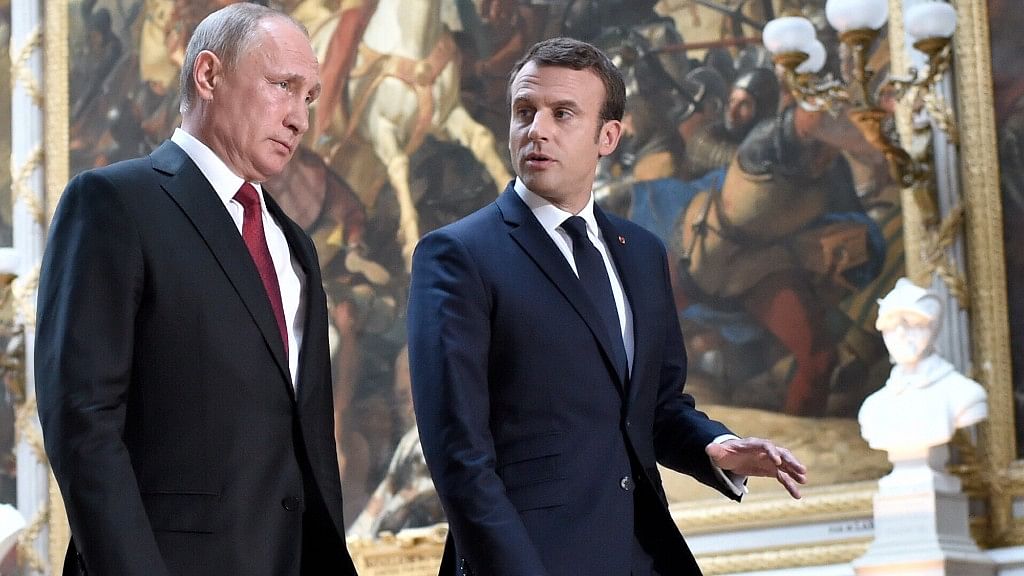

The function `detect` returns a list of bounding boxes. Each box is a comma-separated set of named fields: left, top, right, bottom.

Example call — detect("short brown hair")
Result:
left=508, top=37, right=626, bottom=123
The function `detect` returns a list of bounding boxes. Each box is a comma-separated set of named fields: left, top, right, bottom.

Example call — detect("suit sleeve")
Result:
left=407, top=230, right=550, bottom=576
left=35, top=172, right=171, bottom=576
left=649, top=244, right=741, bottom=500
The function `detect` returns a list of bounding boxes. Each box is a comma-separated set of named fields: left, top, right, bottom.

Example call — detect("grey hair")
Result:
left=179, top=3, right=307, bottom=114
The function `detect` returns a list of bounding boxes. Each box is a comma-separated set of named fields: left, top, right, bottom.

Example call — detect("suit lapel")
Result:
left=496, top=187, right=627, bottom=394
left=594, top=206, right=646, bottom=405
left=150, top=141, right=291, bottom=387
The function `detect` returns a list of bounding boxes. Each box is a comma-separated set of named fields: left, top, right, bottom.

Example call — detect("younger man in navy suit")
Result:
left=408, top=37, right=806, bottom=575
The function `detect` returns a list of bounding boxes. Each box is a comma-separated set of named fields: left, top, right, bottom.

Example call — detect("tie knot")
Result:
left=234, top=182, right=260, bottom=211
left=561, top=215, right=589, bottom=241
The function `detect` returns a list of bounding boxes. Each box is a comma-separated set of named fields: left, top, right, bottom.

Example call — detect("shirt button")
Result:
left=620, top=475, right=634, bottom=492
left=281, top=496, right=302, bottom=511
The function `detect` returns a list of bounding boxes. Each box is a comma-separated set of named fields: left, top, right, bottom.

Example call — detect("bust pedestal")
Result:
left=852, top=445, right=993, bottom=576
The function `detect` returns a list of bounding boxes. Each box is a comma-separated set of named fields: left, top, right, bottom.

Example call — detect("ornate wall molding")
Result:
left=25, top=0, right=1024, bottom=572
left=672, top=482, right=876, bottom=534
left=699, top=541, right=870, bottom=575
left=951, top=0, right=1022, bottom=548
left=39, top=1, right=70, bottom=570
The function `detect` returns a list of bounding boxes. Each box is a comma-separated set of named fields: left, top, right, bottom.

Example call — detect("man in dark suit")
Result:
left=407, top=37, right=807, bottom=576
left=35, top=4, right=358, bottom=575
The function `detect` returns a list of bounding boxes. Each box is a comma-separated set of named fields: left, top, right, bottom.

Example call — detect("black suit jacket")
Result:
left=35, top=141, right=358, bottom=576
left=407, top=184, right=738, bottom=576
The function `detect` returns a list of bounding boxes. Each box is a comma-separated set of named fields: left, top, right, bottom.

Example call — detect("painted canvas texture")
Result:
left=66, top=0, right=897, bottom=533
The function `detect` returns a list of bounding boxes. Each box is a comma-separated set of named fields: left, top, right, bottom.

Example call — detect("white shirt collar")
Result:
left=171, top=128, right=265, bottom=210
left=513, top=177, right=600, bottom=238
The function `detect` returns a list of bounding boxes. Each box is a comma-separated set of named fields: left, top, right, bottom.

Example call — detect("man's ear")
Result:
left=598, top=119, right=623, bottom=157
left=192, top=50, right=222, bottom=102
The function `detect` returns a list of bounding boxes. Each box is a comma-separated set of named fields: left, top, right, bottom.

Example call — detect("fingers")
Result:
left=712, top=438, right=808, bottom=494
left=771, top=445, right=806, bottom=498
left=778, top=447, right=807, bottom=480
left=738, top=437, right=781, bottom=466
left=749, top=439, right=807, bottom=474
left=735, top=438, right=808, bottom=487
left=764, top=441, right=783, bottom=467
left=777, top=469, right=802, bottom=500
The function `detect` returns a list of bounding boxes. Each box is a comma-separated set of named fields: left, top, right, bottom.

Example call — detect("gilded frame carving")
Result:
left=35, top=0, right=1019, bottom=573
left=43, top=0, right=70, bottom=572
left=951, top=0, right=1021, bottom=549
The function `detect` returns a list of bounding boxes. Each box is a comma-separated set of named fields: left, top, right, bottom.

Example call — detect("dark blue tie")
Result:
left=562, top=216, right=628, bottom=382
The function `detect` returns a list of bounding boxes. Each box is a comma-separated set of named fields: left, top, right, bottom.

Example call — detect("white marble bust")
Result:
left=858, top=279, right=988, bottom=459
left=0, top=504, right=23, bottom=567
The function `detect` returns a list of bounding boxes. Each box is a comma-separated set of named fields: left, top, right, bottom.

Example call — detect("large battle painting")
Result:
left=988, top=0, right=1024, bottom=458
left=66, top=0, right=901, bottom=536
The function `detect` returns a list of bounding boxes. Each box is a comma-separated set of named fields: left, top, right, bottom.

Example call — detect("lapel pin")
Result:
left=618, top=235, right=626, bottom=245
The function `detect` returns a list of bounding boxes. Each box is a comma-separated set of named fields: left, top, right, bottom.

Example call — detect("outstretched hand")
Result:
left=706, top=437, right=807, bottom=499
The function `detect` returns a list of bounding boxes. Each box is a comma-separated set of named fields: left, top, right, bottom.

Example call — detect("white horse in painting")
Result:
left=340, top=0, right=512, bottom=267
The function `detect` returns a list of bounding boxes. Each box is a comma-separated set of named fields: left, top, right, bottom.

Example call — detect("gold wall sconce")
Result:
left=761, top=0, right=958, bottom=224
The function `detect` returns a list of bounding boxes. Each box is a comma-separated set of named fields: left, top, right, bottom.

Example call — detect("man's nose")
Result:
left=286, top=100, right=309, bottom=135
left=528, top=111, right=552, bottom=141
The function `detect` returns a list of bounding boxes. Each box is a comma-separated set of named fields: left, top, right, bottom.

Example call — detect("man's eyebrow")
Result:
left=511, top=96, right=581, bottom=110
left=550, top=99, right=581, bottom=110
left=275, top=71, right=314, bottom=87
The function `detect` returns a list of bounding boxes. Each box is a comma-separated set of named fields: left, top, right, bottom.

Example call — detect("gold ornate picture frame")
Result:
left=30, top=0, right=1021, bottom=574
left=954, top=0, right=1022, bottom=549
left=42, top=0, right=70, bottom=571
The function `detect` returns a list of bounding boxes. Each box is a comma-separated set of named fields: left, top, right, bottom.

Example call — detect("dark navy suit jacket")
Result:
left=408, top=183, right=738, bottom=576
left=35, top=141, right=357, bottom=576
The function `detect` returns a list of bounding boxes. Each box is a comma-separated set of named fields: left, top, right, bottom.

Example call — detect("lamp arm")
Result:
left=846, top=107, right=927, bottom=187
left=839, top=29, right=880, bottom=108
left=882, top=41, right=958, bottom=144
left=885, top=49, right=951, bottom=99
left=781, top=68, right=851, bottom=114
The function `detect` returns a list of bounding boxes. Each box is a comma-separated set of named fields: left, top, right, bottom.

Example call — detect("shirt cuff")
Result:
left=710, top=434, right=748, bottom=497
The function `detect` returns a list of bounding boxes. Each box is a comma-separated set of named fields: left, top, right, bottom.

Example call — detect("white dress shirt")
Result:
left=514, top=178, right=746, bottom=496
left=515, top=179, right=635, bottom=373
left=172, top=128, right=306, bottom=387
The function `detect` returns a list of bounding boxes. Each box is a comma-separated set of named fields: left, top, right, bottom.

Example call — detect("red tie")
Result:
left=235, top=183, right=288, bottom=356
